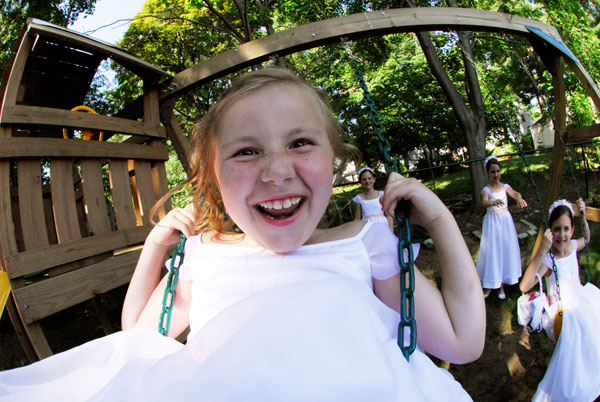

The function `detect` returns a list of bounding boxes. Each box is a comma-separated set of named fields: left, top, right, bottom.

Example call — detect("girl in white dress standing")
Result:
left=0, top=68, right=485, bottom=401
left=520, top=199, right=600, bottom=402
left=353, top=167, right=394, bottom=230
left=476, top=156, right=527, bottom=299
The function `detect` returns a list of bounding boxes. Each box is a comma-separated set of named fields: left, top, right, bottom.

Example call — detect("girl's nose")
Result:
left=261, top=152, right=295, bottom=185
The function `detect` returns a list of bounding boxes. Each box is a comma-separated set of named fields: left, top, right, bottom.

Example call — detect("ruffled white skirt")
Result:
left=533, top=283, right=600, bottom=402
left=0, top=278, right=472, bottom=401
left=476, top=211, right=522, bottom=288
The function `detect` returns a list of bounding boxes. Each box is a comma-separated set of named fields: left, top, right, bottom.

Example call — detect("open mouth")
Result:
left=257, top=196, right=303, bottom=220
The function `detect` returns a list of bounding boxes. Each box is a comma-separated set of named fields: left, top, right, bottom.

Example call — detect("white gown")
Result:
left=533, top=240, right=600, bottom=402
left=353, top=191, right=388, bottom=224
left=0, top=222, right=470, bottom=401
left=476, top=184, right=522, bottom=288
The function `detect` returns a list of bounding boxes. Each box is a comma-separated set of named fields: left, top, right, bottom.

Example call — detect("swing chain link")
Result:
left=396, top=213, right=417, bottom=359
left=343, top=38, right=416, bottom=360
left=159, top=233, right=186, bottom=336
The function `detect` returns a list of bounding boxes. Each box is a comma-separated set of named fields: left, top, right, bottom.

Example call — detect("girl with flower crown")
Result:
left=353, top=167, right=394, bottom=230
left=520, top=198, right=600, bottom=402
left=476, top=156, right=528, bottom=299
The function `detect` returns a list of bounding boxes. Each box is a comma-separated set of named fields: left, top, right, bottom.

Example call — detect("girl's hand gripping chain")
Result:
left=379, top=173, right=486, bottom=364
left=122, top=207, right=196, bottom=336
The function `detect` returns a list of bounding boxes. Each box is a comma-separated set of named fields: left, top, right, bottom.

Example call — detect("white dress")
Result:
left=0, top=222, right=469, bottom=401
left=533, top=240, right=600, bottom=402
left=475, top=184, right=522, bottom=288
left=353, top=191, right=388, bottom=224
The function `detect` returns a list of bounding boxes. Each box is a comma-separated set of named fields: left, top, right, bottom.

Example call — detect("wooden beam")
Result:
left=158, top=8, right=563, bottom=100
left=1, top=105, right=166, bottom=138
left=566, top=124, right=600, bottom=142
left=4, top=225, right=151, bottom=279
left=13, top=250, right=140, bottom=324
left=164, top=114, right=193, bottom=175
left=0, top=137, right=168, bottom=161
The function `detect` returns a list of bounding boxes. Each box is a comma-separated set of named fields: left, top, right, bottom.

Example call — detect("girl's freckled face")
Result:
left=213, top=84, right=335, bottom=253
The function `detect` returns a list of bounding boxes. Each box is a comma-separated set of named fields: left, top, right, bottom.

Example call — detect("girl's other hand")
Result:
left=576, top=197, right=586, bottom=216
left=541, top=228, right=553, bottom=252
left=381, top=172, right=448, bottom=229
left=517, top=198, right=528, bottom=208
left=145, top=206, right=196, bottom=251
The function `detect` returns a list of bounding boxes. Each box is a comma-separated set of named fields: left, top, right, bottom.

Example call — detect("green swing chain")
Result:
left=159, top=233, right=186, bottom=336
left=456, top=39, right=564, bottom=297
left=343, top=39, right=417, bottom=360
left=504, top=33, right=592, bottom=283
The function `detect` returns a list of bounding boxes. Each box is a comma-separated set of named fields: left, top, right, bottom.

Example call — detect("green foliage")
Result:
left=0, top=0, right=97, bottom=81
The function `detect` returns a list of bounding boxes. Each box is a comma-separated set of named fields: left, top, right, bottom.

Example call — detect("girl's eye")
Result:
left=291, top=139, right=313, bottom=148
left=233, top=148, right=257, bottom=157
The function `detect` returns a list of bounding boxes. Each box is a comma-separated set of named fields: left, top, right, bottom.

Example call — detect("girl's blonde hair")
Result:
left=153, top=68, right=357, bottom=235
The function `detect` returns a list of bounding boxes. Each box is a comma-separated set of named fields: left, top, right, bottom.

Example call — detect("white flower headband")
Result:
left=484, top=155, right=498, bottom=166
left=357, top=167, right=375, bottom=177
left=548, top=199, right=574, bottom=217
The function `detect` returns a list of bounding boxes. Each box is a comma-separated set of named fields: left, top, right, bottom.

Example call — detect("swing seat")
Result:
left=0, top=19, right=172, bottom=361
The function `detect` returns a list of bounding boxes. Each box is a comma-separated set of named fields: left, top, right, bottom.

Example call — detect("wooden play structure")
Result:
left=1, top=8, right=599, bottom=361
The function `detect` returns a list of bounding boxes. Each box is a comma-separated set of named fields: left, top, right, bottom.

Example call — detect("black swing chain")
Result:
left=457, top=38, right=563, bottom=297
left=159, top=233, right=186, bottom=336
left=343, top=39, right=417, bottom=360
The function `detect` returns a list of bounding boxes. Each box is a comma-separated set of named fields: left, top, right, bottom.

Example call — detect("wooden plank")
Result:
left=164, top=114, right=193, bottom=176
left=17, top=160, right=49, bottom=250
left=42, top=197, right=58, bottom=246
left=80, top=160, right=111, bottom=236
left=4, top=225, right=150, bottom=279
left=1, top=105, right=166, bottom=138
left=143, top=86, right=160, bottom=127
left=50, top=159, right=82, bottom=242
left=159, top=8, right=560, bottom=100
left=1, top=31, right=32, bottom=107
left=132, top=161, right=157, bottom=225
left=4, top=296, right=38, bottom=362
left=0, top=137, right=168, bottom=161
left=24, top=322, right=53, bottom=360
left=152, top=161, right=172, bottom=220
left=108, top=160, right=137, bottom=230
left=13, top=250, right=141, bottom=323
left=566, top=124, right=600, bottom=142
left=0, top=161, right=18, bottom=258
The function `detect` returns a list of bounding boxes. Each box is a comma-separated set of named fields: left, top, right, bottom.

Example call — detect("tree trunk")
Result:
left=403, top=0, right=487, bottom=211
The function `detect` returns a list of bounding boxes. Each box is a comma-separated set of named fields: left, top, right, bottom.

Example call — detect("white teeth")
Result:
left=259, top=196, right=301, bottom=210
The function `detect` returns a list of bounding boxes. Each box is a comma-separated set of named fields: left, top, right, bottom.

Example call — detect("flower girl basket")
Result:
left=517, top=274, right=562, bottom=343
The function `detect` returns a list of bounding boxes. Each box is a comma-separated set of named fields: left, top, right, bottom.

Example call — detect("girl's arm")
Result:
left=575, top=198, right=590, bottom=250
left=122, top=207, right=196, bottom=338
left=377, top=173, right=485, bottom=364
left=519, top=229, right=552, bottom=292
left=506, top=186, right=528, bottom=208
left=354, top=202, right=362, bottom=221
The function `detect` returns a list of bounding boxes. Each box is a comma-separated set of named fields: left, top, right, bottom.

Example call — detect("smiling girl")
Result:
left=0, top=69, right=485, bottom=401
left=353, top=167, right=394, bottom=230
left=520, top=198, right=600, bottom=402
left=476, top=156, right=527, bottom=299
